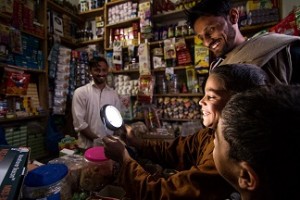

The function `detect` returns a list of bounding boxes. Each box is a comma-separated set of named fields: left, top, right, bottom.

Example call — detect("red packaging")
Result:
left=137, top=75, right=154, bottom=104
left=3, top=69, right=31, bottom=95
left=269, top=11, right=299, bottom=36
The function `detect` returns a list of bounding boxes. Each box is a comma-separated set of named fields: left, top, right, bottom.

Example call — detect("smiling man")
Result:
left=186, top=0, right=300, bottom=84
left=72, top=57, right=121, bottom=149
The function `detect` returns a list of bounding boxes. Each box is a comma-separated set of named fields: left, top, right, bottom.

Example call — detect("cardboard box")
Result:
left=0, top=0, right=14, bottom=14
left=52, top=12, right=64, bottom=36
left=0, top=146, right=30, bottom=200
left=120, top=95, right=133, bottom=120
left=138, top=43, right=151, bottom=75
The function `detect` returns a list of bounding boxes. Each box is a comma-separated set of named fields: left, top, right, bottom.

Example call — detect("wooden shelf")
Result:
left=152, top=9, right=186, bottom=21
left=47, top=0, right=84, bottom=22
left=111, top=69, right=139, bottom=74
left=79, top=37, right=104, bottom=46
left=0, top=115, right=47, bottom=125
left=0, top=63, right=46, bottom=74
left=153, top=65, right=191, bottom=72
left=59, top=36, right=78, bottom=48
left=183, top=35, right=195, bottom=40
left=106, top=0, right=128, bottom=7
left=60, top=36, right=104, bottom=48
left=21, top=29, right=45, bottom=40
left=105, top=44, right=138, bottom=51
left=154, top=93, right=203, bottom=97
left=105, top=47, right=113, bottom=51
left=124, top=117, right=144, bottom=122
left=0, top=0, right=50, bottom=158
left=0, top=12, right=11, bottom=20
left=111, top=65, right=199, bottom=74
left=149, top=40, right=163, bottom=46
left=106, top=17, right=140, bottom=28
left=0, top=11, right=44, bottom=40
left=78, top=7, right=104, bottom=19
left=149, top=35, right=195, bottom=46
left=240, top=22, right=278, bottom=35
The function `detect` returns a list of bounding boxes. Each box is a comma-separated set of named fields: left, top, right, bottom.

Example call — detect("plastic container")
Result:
left=23, top=163, right=68, bottom=200
left=156, top=75, right=167, bottom=94
left=168, top=74, right=179, bottom=93
left=48, top=154, right=85, bottom=197
left=80, top=146, right=114, bottom=191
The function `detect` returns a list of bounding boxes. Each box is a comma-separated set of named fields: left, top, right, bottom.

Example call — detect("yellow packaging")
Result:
left=194, top=36, right=209, bottom=74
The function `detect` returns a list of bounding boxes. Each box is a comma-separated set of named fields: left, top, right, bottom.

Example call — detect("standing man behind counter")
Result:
left=186, top=0, right=300, bottom=84
left=72, top=57, right=121, bottom=149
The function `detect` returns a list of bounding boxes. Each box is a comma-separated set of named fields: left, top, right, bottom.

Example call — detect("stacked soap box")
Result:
left=4, top=125, right=27, bottom=147
left=4, top=124, right=47, bottom=160
left=7, top=34, right=44, bottom=70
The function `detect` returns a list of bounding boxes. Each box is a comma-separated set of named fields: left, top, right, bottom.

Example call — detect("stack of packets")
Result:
left=1, top=68, right=30, bottom=96
left=269, top=6, right=300, bottom=36
left=58, top=135, right=79, bottom=156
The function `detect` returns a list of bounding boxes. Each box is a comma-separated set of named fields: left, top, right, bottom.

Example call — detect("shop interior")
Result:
left=0, top=0, right=299, bottom=199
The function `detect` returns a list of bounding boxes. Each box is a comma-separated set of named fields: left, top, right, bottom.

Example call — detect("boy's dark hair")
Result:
left=221, top=85, right=300, bottom=198
left=88, top=56, right=109, bottom=70
left=210, top=64, right=269, bottom=93
left=186, top=0, right=231, bottom=27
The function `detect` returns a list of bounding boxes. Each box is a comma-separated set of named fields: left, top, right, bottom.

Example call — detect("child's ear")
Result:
left=238, top=161, right=259, bottom=191
left=229, top=8, right=239, bottom=24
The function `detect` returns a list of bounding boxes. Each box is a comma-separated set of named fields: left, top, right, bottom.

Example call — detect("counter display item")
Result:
left=0, top=146, right=29, bottom=200
left=156, top=74, right=167, bottom=94
left=22, top=163, right=68, bottom=200
left=80, top=146, right=114, bottom=192
left=137, top=75, right=155, bottom=104
left=48, top=154, right=85, bottom=195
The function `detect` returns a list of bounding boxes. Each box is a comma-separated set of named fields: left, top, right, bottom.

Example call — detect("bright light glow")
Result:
left=105, top=105, right=123, bottom=128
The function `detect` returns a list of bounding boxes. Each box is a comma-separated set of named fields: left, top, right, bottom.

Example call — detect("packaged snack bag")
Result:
left=3, top=69, right=30, bottom=95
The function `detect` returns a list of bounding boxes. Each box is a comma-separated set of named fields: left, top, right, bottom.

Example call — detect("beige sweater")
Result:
left=220, top=32, right=300, bottom=84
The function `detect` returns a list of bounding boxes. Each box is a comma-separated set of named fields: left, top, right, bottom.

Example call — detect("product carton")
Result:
left=0, top=146, right=30, bottom=200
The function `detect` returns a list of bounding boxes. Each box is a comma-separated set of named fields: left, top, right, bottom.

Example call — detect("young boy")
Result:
left=214, top=85, right=300, bottom=200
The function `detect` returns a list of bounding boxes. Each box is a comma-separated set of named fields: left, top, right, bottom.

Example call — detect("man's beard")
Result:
left=94, top=77, right=106, bottom=84
left=220, top=25, right=236, bottom=56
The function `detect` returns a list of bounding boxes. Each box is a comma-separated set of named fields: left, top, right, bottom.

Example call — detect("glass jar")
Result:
left=80, top=146, right=114, bottom=191
left=188, top=25, right=194, bottom=35
left=168, top=24, right=174, bottom=38
left=23, top=164, right=69, bottom=200
left=175, top=25, right=182, bottom=37
left=168, top=74, right=179, bottom=93
left=156, top=75, right=167, bottom=94
left=181, top=25, right=188, bottom=36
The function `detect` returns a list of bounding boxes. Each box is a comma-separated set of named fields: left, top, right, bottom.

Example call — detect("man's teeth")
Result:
left=202, top=111, right=209, bottom=116
left=211, top=41, right=219, bottom=49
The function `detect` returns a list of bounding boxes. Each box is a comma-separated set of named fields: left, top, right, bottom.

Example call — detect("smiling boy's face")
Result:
left=199, top=74, right=230, bottom=129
